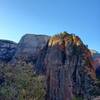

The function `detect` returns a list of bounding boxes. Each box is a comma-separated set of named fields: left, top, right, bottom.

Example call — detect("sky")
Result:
left=0, top=0, right=100, bottom=51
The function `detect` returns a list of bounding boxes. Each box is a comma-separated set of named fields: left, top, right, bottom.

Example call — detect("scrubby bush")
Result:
left=54, top=31, right=70, bottom=38
left=0, top=62, right=46, bottom=100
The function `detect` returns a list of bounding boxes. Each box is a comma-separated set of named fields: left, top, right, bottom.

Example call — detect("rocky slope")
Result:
left=0, top=40, right=17, bottom=62
left=91, top=50, right=100, bottom=79
left=0, top=32, right=99, bottom=100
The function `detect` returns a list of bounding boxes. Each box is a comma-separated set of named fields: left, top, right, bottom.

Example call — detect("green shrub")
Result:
left=0, top=62, right=46, bottom=100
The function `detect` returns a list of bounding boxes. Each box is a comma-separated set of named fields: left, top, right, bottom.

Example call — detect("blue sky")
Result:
left=0, top=0, right=100, bottom=51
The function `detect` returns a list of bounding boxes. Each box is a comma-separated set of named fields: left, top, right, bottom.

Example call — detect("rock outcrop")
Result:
left=12, top=34, right=50, bottom=63
left=44, top=32, right=96, bottom=100
left=0, top=40, right=17, bottom=62
left=91, top=50, right=100, bottom=79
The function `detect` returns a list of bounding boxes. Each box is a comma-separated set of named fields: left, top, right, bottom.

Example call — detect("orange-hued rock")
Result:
left=45, top=33, right=96, bottom=100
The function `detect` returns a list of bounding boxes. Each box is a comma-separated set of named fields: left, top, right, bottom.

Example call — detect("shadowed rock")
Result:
left=91, top=50, right=100, bottom=79
left=44, top=33, right=96, bottom=100
left=0, top=40, right=17, bottom=62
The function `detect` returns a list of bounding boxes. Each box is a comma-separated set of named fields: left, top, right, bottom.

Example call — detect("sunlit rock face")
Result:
left=44, top=33, right=96, bottom=100
left=0, top=40, right=17, bottom=62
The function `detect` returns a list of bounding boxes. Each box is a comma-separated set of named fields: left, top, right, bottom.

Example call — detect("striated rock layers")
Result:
left=44, top=33, right=96, bottom=100
left=0, top=32, right=99, bottom=100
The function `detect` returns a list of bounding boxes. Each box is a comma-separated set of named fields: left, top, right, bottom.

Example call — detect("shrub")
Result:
left=0, top=62, right=46, bottom=100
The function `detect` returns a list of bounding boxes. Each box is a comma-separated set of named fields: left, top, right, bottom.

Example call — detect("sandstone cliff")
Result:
left=44, top=32, right=96, bottom=100
left=12, top=34, right=50, bottom=63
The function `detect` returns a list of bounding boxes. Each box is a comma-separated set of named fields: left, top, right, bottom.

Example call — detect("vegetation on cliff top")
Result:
left=49, top=31, right=83, bottom=47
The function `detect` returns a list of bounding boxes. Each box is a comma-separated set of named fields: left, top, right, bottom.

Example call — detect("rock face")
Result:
left=0, top=32, right=99, bottom=100
left=13, top=34, right=50, bottom=63
left=91, top=50, right=100, bottom=79
left=44, top=33, right=96, bottom=100
left=0, top=40, right=17, bottom=62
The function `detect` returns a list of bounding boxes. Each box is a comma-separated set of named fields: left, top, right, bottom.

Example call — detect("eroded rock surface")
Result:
left=44, top=33, right=96, bottom=100
left=0, top=40, right=17, bottom=62
left=13, top=34, right=50, bottom=63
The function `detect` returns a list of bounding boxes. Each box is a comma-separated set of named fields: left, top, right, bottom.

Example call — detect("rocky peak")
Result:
left=48, top=32, right=83, bottom=47
left=13, top=34, right=50, bottom=63
left=44, top=32, right=96, bottom=100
